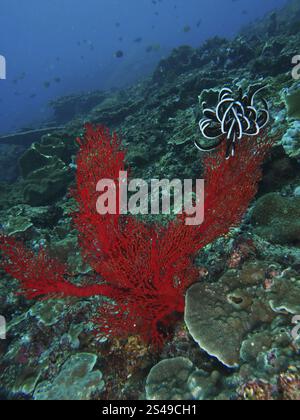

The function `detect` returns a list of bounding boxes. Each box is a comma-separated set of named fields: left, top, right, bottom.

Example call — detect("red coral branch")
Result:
left=0, top=235, right=116, bottom=300
left=164, top=130, right=275, bottom=256
left=0, top=124, right=276, bottom=347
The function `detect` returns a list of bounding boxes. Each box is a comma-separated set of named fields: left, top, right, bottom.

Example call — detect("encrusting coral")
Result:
left=0, top=124, right=277, bottom=348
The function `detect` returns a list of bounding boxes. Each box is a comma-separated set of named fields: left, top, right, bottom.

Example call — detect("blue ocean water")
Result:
left=1, top=0, right=300, bottom=402
left=0, top=0, right=288, bottom=134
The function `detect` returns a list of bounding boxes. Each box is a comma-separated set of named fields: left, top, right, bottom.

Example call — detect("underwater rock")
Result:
left=34, top=353, right=104, bottom=400
left=2, top=206, right=35, bottom=238
left=88, top=94, right=144, bottom=127
left=19, top=147, right=54, bottom=178
left=294, top=186, right=300, bottom=197
left=29, top=300, right=68, bottom=327
left=185, top=262, right=276, bottom=368
left=50, top=91, right=106, bottom=124
left=282, top=121, right=300, bottom=159
left=126, top=143, right=152, bottom=167
left=259, top=146, right=299, bottom=194
left=0, top=144, right=26, bottom=182
left=19, top=134, right=77, bottom=178
left=0, top=204, right=63, bottom=241
left=38, top=133, right=78, bottom=163
left=240, top=331, right=275, bottom=364
left=168, top=108, right=197, bottom=145
left=187, top=370, right=220, bottom=400
left=49, top=234, right=90, bottom=274
left=251, top=193, right=300, bottom=245
left=30, top=205, right=63, bottom=229
left=268, top=271, right=300, bottom=315
left=146, top=357, right=194, bottom=400
left=239, top=319, right=293, bottom=374
left=150, top=41, right=229, bottom=86
left=22, top=157, right=72, bottom=206
left=284, top=82, right=300, bottom=120
left=145, top=357, right=219, bottom=400
left=62, top=323, right=85, bottom=350
left=18, top=133, right=76, bottom=206
left=13, top=370, right=43, bottom=396
left=251, top=50, right=291, bottom=77
left=152, top=46, right=202, bottom=84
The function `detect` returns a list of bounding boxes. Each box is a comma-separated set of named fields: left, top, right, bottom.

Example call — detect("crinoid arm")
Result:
left=194, top=137, right=225, bottom=152
left=196, top=84, right=270, bottom=159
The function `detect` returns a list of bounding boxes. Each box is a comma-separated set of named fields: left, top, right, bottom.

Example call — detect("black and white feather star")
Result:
left=195, top=85, right=270, bottom=159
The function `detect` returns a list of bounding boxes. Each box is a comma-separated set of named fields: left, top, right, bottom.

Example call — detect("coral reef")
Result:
left=0, top=0, right=300, bottom=400
left=0, top=124, right=274, bottom=350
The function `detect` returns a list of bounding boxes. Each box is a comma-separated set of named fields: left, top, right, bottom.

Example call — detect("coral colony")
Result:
left=0, top=122, right=276, bottom=348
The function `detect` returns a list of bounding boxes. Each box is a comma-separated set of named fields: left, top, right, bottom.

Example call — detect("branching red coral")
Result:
left=0, top=235, right=116, bottom=300
left=0, top=124, right=276, bottom=348
left=72, top=124, right=197, bottom=346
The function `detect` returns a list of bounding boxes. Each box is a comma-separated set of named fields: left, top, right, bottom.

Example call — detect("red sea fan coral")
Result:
left=0, top=235, right=117, bottom=300
left=72, top=124, right=198, bottom=346
left=162, top=129, right=274, bottom=263
left=0, top=125, right=276, bottom=347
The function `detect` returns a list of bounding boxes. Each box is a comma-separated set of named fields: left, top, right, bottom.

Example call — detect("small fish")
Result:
left=114, top=50, right=124, bottom=58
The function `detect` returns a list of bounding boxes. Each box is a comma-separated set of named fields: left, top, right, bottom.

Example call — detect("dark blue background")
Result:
left=0, top=0, right=288, bottom=134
